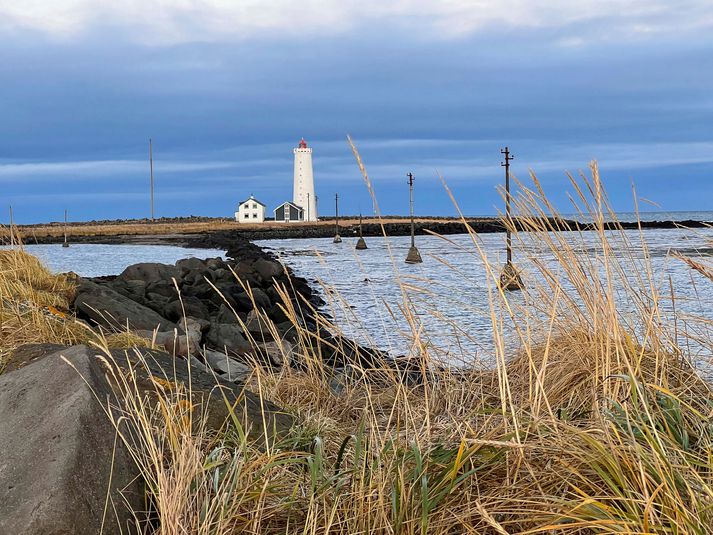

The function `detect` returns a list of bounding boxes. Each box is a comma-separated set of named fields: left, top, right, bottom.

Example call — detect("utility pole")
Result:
left=333, top=193, right=342, bottom=243
left=405, top=172, right=422, bottom=264
left=9, top=206, right=14, bottom=248
left=149, top=138, right=155, bottom=223
left=62, top=209, right=69, bottom=248
left=355, top=212, right=367, bottom=250
left=501, top=147, right=513, bottom=265
left=499, top=147, right=522, bottom=290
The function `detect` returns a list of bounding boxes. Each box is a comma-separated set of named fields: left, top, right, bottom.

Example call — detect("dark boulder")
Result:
left=145, top=279, right=179, bottom=299
left=163, top=296, right=210, bottom=322
left=176, top=256, right=208, bottom=273
left=117, top=262, right=181, bottom=283
left=74, top=278, right=176, bottom=332
left=253, top=258, right=284, bottom=281
left=144, top=292, right=171, bottom=314
left=216, top=303, right=246, bottom=324
left=205, top=322, right=252, bottom=355
left=250, top=287, right=272, bottom=310
left=233, top=292, right=255, bottom=313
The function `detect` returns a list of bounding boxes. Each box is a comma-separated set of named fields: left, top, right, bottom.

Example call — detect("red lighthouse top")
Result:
left=298, top=138, right=308, bottom=148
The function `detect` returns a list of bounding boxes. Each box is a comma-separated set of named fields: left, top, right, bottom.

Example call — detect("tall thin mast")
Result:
left=62, top=209, right=69, bottom=248
left=9, top=206, right=14, bottom=248
left=499, top=146, right=522, bottom=290
left=149, top=138, right=155, bottom=223
left=333, top=193, right=342, bottom=243
left=501, top=147, right=513, bottom=265
left=405, top=172, right=422, bottom=263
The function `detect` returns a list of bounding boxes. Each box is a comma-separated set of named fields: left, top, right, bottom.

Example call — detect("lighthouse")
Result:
left=293, top=138, right=317, bottom=221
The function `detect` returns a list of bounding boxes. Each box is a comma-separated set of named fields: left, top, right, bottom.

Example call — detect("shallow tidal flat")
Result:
left=260, top=227, right=713, bottom=374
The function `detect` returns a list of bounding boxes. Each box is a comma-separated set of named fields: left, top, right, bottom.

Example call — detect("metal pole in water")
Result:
left=499, top=146, right=522, bottom=290
left=405, top=172, right=422, bottom=264
left=355, top=212, right=367, bottom=250
left=62, top=209, right=69, bottom=248
left=333, top=193, right=342, bottom=243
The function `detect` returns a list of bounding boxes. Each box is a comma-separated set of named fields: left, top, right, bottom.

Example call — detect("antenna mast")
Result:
left=149, top=138, right=155, bottom=223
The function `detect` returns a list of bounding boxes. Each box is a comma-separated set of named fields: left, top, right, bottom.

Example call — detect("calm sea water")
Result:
left=4, top=220, right=712, bottom=374
left=1, top=244, right=226, bottom=277
left=258, top=226, right=713, bottom=374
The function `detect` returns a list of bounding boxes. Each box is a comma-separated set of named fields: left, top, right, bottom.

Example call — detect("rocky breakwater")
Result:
left=72, top=235, right=394, bottom=383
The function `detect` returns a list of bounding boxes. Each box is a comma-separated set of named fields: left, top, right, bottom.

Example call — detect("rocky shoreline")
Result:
left=71, top=233, right=399, bottom=374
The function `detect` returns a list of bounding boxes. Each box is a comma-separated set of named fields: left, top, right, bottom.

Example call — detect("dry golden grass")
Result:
left=0, top=248, right=152, bottom=372
left=96, top=158, right=712, bottom=534
left=2, top=152, right=712, bottom=533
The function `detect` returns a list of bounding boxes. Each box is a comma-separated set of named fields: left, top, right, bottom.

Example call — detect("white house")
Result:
left=235, top=195, right=266, bottom=223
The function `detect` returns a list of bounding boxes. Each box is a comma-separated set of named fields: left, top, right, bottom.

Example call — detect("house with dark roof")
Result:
left=274, top=201, right=304, bottom=223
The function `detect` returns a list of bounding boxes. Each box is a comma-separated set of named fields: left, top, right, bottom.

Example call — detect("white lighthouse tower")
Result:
left=293, top=138, right=317, bottom=221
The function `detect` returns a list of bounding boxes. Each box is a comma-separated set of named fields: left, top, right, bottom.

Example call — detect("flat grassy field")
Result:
left=2, top=216, right=485, bottom=242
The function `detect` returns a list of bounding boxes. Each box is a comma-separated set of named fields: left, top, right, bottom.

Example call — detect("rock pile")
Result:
left=70, top=236, right=393, bottom=384
left=72, top=252, right=315, bottom=380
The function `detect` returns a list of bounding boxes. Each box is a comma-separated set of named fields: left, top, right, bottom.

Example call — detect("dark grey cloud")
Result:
left=0, top=18, right=711, bottom=223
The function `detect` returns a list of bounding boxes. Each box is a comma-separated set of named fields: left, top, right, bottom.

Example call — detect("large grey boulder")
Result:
left=0, top=343, right=294, bottom=534
left=253, top=258, right=284, bottom=281
left=74, top=278, right=176, bottom=332
left=205, top=322, right=252, bottom=355
left=203, top=349, right=252, bottom=382
left=0, top=345, right=144, bottom=534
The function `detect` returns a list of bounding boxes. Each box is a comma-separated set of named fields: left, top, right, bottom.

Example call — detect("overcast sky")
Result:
left=1, top=1, right=712, bottom=223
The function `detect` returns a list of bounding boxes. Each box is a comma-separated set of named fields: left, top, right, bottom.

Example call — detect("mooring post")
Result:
left=333, top=193, right=342, bottom=243
left=356, top=212, right=367, bottom=250
left=499, top=147, right=522, bottom=290
left=62, top=208, right=69, bottom=248
left=149, top=138, right=155, bottom=223
left=405, top=172, right=422, bottom=264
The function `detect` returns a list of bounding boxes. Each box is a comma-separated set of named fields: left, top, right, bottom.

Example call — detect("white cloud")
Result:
left=0, top=1, right=711, bottom=44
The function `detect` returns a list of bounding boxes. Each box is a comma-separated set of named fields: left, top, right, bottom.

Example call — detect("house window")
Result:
left=252, top=203, right=257, bottom=209
left=252, top=213, right=258, bottom=218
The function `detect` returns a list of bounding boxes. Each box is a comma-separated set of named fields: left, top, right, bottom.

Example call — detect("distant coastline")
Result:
left=4, top=212, right=711, bottom=249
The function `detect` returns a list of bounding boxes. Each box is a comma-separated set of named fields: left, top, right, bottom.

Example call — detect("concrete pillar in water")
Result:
left=355, top=213, right=367, bottom=250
